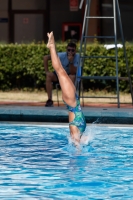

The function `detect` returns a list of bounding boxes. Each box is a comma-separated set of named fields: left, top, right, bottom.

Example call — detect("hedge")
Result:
left=0, top=42, right=133, bottom=92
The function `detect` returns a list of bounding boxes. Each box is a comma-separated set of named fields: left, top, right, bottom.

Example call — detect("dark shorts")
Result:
left=53, top=71, right=76, bottom=83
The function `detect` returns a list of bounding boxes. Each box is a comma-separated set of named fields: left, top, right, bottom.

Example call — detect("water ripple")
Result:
left=0, top=124, right=133, bottom=199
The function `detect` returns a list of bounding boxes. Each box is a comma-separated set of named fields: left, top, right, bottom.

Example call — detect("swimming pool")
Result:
left=0, top=123, right=133, bottom=199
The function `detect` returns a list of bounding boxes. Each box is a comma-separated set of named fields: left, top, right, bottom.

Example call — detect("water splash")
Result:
left=65, top=118, right=104, bottom=153
left=92, top=118, right=101, bottom=124
left=65, top=125, right=95, bottom=154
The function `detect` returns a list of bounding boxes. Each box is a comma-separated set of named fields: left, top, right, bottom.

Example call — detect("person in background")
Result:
left=46, top=31, right=86, bottom=146
left=44, top=41, right=79, bottom=107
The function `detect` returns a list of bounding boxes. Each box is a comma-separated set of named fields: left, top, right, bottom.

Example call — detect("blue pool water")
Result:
left=0, top=123, right=133, bottom=199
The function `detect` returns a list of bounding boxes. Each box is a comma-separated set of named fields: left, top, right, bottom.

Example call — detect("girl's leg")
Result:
left=47, top=32, right=76, bottom=107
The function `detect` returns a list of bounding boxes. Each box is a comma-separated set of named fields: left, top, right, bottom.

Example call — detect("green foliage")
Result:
left=0, top=42, right=133, bottom=92
left=0, top=43, right=49, bottom=90
left=81, top=44, right=133, bottom=92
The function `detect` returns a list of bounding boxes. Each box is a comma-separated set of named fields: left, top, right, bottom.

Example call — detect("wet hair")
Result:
left=67, top=42, right=76, bottom=49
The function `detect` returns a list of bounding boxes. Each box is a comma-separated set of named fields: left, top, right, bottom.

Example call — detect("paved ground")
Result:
left=0, top=101, right=133, bottom=124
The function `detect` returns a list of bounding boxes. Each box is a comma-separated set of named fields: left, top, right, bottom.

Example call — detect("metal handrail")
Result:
left=76, top=0, right=133, bottom=108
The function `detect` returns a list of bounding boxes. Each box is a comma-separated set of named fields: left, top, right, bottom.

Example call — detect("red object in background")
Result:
left=70, top=0, right=79, bottom=11
left=23, top=18, right=29, bottom=24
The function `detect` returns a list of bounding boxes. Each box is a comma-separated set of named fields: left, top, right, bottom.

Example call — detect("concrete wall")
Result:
left=87, top=0, right=100, bottom=42
left=49, top=0, right=83, bottom=41
left=0, top=0, right=133, bottom=43
left=0, top=0, right=8, bottom=43
left=101, top=0, right=133, bottom=41
left=119, top=2, right=133, bottom=41
left=12, top=0, right=47, bottom=10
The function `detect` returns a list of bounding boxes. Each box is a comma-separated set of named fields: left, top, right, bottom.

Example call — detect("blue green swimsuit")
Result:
left=64, top=94, right=86, bottom=133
